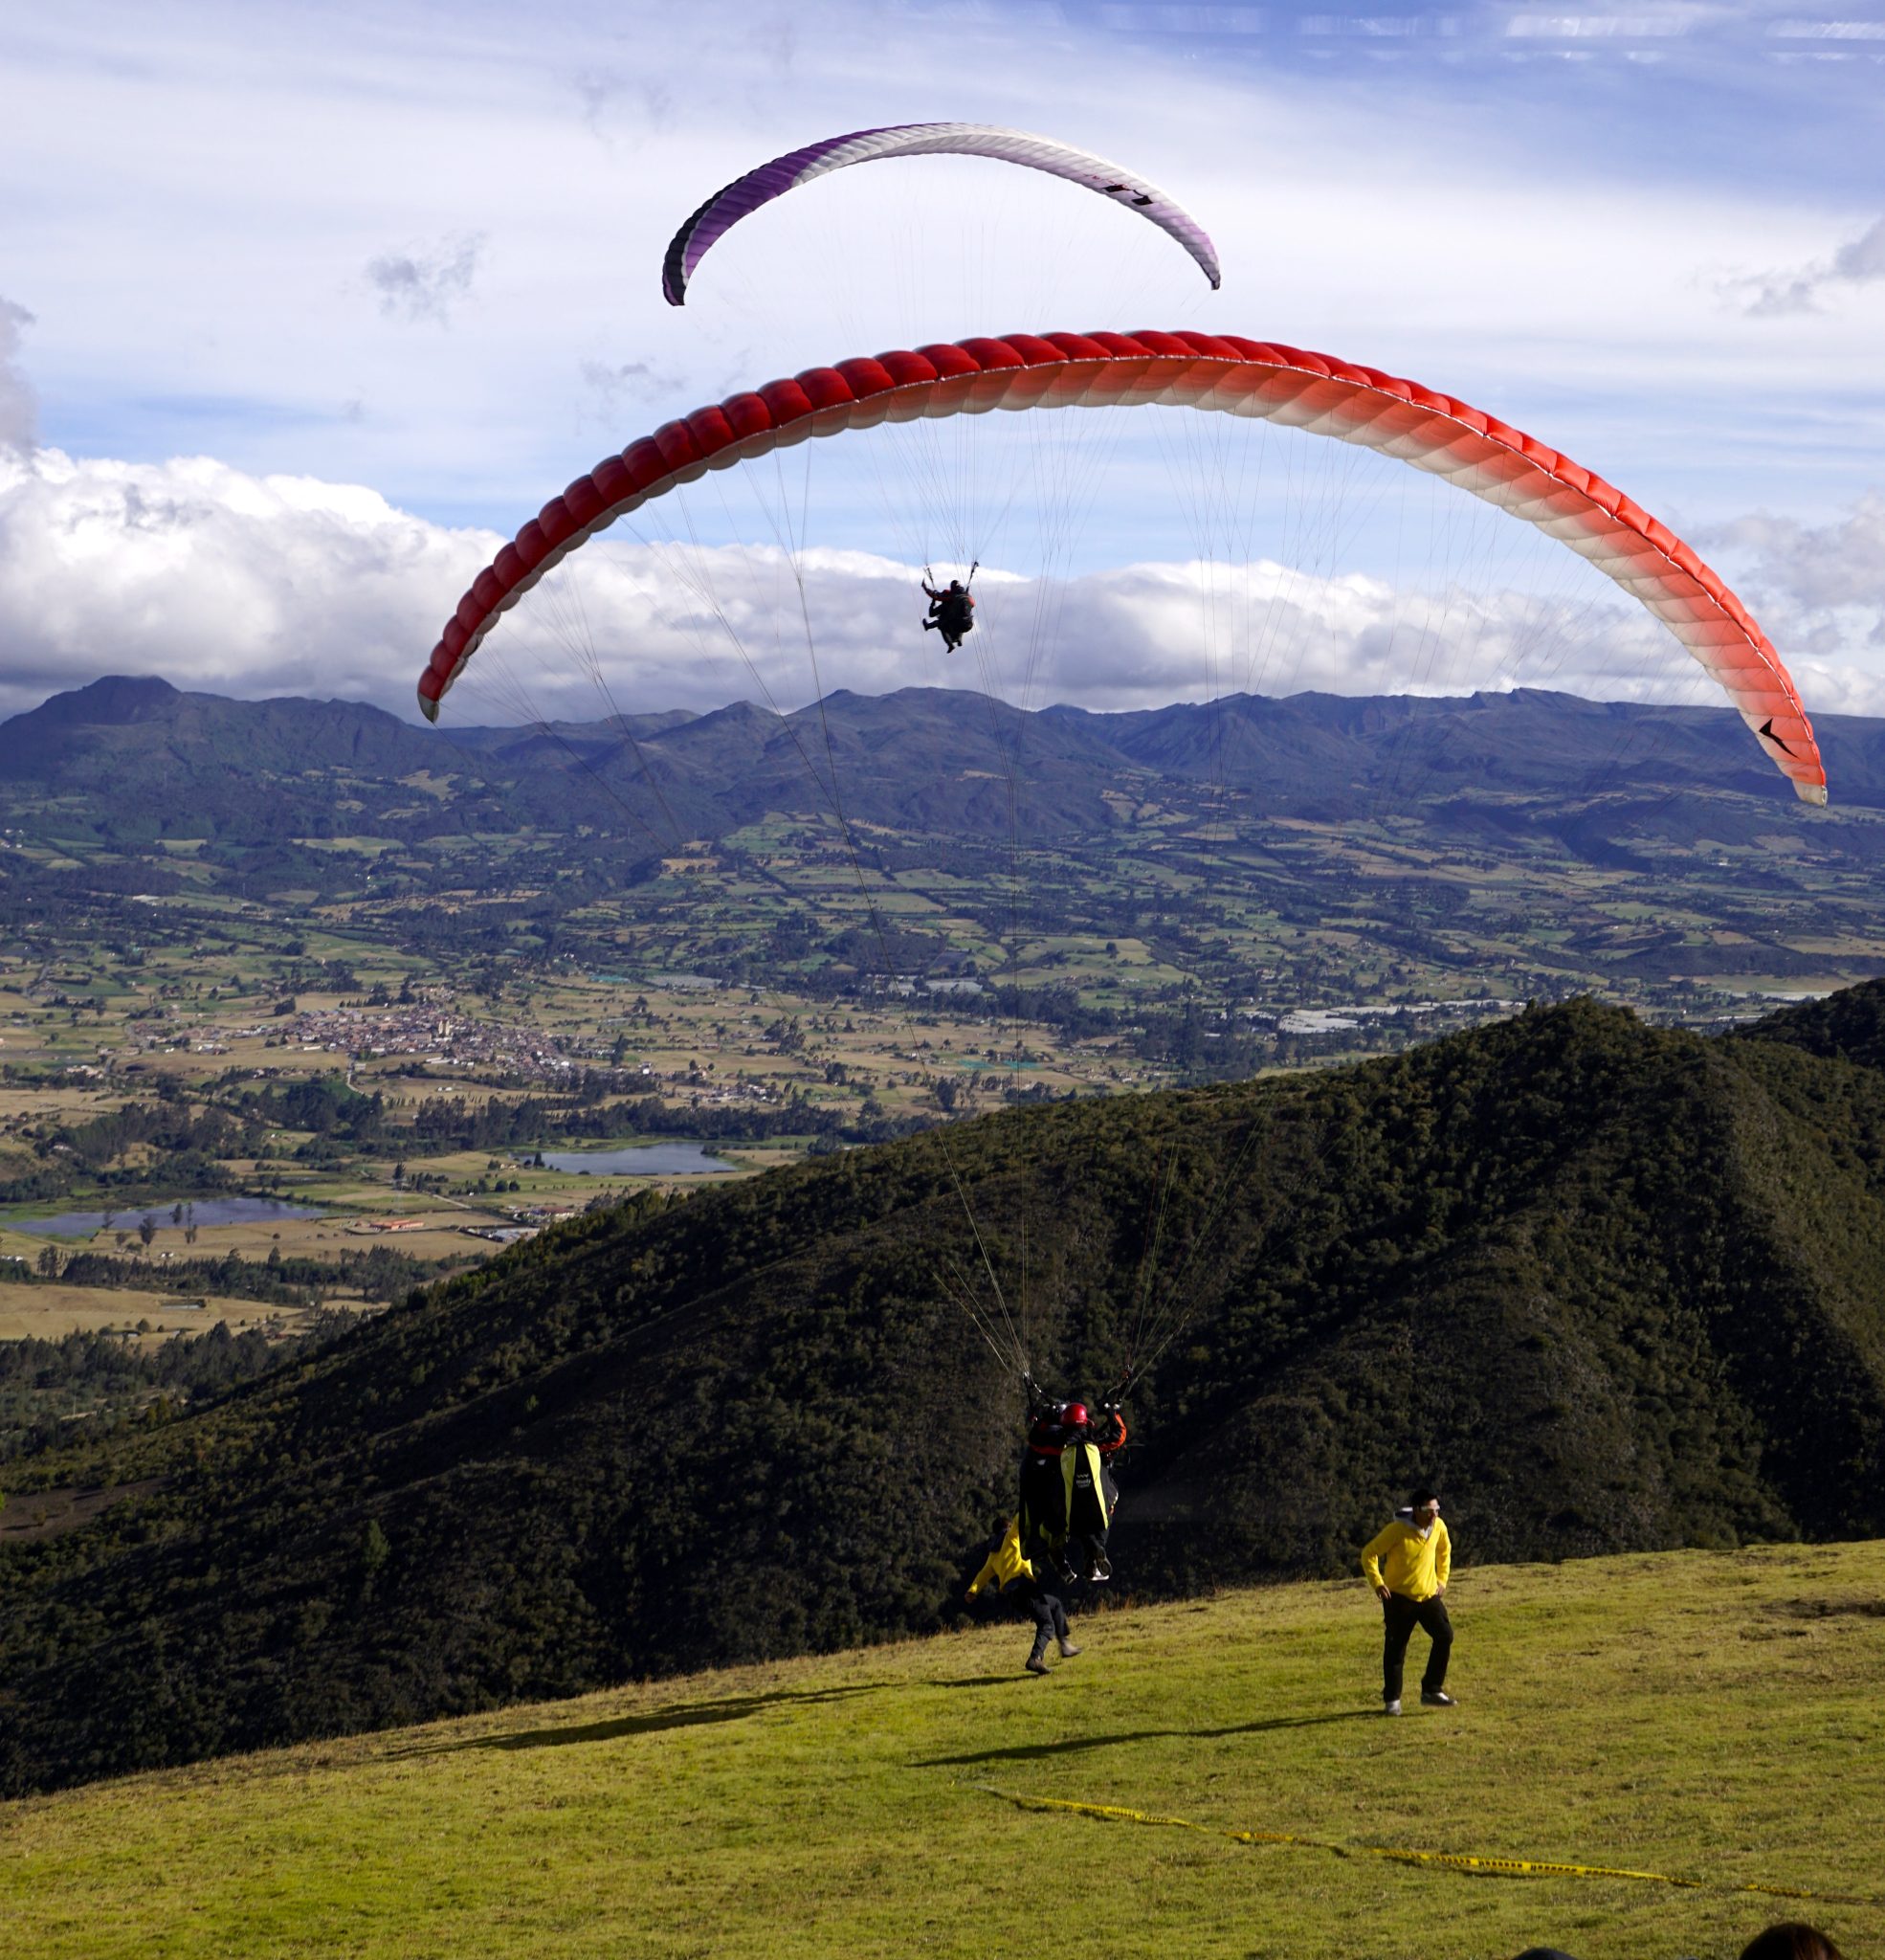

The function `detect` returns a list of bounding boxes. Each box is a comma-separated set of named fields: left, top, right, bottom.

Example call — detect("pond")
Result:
left=10, top=1196, right=325, bottom=1239
left=534, top=1144, right=739, bottom=1177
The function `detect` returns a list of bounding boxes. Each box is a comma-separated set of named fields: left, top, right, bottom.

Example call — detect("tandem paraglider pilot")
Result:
left=920, top=574, right=975, bottom=652
left=965, top=1389, right=1128, bottom=1677
left=1360, top=1487, right=1454, bottom=1716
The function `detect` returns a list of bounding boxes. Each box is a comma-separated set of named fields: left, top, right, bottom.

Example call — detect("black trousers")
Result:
left=1021, top=1531, right=1071, bottom=1652
left=1381, top=1591, right=1453, bottom=1701
left=1026, top=1576, right=1069, bottom=1649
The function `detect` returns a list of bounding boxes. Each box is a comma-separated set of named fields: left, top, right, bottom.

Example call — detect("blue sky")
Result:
left=0, top=0, right=1879, bottom=727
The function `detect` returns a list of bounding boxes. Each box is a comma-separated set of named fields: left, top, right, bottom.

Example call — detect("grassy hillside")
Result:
left=5, top=992, right=1885, bottom=1795
left=4, top=1543, right=1881, bottom=1960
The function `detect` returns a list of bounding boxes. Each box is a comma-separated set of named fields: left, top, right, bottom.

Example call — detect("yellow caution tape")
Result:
left=971, top=1786, right=1879, bottom=1908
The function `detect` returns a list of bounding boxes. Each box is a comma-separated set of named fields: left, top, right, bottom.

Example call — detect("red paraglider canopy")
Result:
left=420, top=329, right=1827, bottom=805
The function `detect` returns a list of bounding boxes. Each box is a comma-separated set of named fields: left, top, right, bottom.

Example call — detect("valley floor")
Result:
left=2, top=1543, right=1881, bottom=1960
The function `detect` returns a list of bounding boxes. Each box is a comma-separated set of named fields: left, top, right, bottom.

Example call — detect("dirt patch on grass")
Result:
left=1766, top=1594, right=1885, bottom=1620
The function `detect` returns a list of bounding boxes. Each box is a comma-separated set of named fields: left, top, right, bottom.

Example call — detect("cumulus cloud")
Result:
left=0, top=449, right=495, bottom=722
left=1711, top=493, right=1885, bottom=609
left=9, top=443, right=1848, bottom=732
left=0, top=298, right=37, bottom=457
left=316, top=535, right=1664, bottom=726
left=364, top=234, right=484, bottom=325
left=1705, top=492, right=1885, bottom=657
left=1722, top=213, right=1885, bottom=316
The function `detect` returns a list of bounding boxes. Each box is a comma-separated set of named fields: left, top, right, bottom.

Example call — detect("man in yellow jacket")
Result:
left=1359, top=1488, right=1455, bottom=1716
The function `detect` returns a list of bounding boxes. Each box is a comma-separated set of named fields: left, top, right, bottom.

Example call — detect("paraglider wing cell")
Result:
left=659, top=123, right=1223, bottom=303
left=419, top=330, right=1827, bottom=806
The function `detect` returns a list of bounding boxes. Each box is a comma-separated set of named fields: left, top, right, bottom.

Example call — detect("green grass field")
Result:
left=3, top=1542, right=1880, bottom=1958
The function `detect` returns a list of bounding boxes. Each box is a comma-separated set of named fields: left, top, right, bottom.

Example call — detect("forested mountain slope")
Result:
left=4, top=992, right=1884, bottom=1794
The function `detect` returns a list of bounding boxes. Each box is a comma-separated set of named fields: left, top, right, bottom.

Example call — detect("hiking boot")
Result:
left=1383, top=1699, right=1402, bottom=1716
left=1421, top=1689, right=1456, bottom=1707
left=1025, top=1649, right=1051, bottom=1676
left=1088, top=1554, right=1112, bottom=1582
left=1056, top=1637, right=1082, bottom=1659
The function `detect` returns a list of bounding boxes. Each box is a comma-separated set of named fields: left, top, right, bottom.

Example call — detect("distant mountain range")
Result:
left=10, top=675, right=1885, bottom=842
left=11, top=671, right=1885, bottom=1024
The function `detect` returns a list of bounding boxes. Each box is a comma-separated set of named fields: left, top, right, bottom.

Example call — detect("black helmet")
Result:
left=948, top=579, right=965, bottom=592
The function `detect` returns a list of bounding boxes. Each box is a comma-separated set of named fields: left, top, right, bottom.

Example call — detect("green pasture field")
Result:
left=0, top=1281, right=312, bottom=1341
left=3, top=1543, right=1879, bottom=1959
left=10, top=768, right=1885, bottom=1287
left=287, top=836, right=402, bottom=857
left=0, top=1180, right=502, bottom=1271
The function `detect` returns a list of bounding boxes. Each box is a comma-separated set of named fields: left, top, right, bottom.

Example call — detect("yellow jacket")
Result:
left=966, top=1516, right=1034, bottom=1598
left=1360, top=1519, right=1451, bottom=1601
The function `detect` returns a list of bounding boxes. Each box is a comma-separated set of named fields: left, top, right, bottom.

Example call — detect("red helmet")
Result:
left=1062, top=1401, right=1090, bottom=1429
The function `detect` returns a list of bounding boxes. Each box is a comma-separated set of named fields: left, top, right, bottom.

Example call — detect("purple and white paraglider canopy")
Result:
left=659, top=122, right=1222, bottom=304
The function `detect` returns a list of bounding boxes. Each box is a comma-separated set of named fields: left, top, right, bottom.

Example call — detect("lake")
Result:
left=11, top=1196, right=325, bottom=1238
left=535, top=1144, right=739, bottom=1177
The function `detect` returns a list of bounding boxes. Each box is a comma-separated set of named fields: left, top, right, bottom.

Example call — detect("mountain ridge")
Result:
left=11, top=678, right=1885, bottom=830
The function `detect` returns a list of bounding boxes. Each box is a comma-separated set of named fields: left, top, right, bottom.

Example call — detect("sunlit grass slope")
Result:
left=6, top=1543, right=1881, bottom=1960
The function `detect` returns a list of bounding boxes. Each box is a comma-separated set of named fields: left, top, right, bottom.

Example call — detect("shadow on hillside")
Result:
left=913, top=1707, right=1377, bottom=1768
left=403, top=1682, right=890, bottom=1757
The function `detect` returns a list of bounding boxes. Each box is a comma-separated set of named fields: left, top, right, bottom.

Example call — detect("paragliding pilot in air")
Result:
left=921, top=568, right=976, bottom=652
left=967, top=1380, right=1127, bottom=1676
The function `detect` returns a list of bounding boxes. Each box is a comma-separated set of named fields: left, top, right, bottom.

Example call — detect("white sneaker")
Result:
left=1383, top=1699, right=1402, bottom=1716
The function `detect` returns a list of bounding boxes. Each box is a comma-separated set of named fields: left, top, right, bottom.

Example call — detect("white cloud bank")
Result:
left=2, top=444, right=1881, bottom=732
left=0, top=450, right=486, bottom=719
